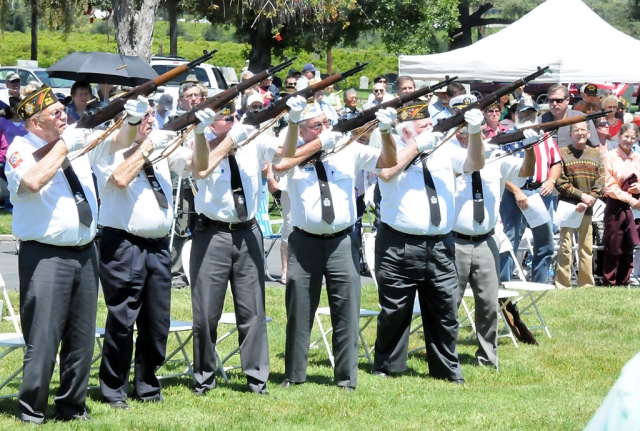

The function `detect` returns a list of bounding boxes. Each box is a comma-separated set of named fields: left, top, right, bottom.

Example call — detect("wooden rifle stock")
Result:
left=163, top=56, right=297, bottom=132
left=242, top=62, right=369, bottom=127
left=332, top=76, right=457, bottom=134
left=488, top=111, right=609, bottom=146
left=407, top=66, right=550, bottom=168
left=74, top=50, right=218, bottom=130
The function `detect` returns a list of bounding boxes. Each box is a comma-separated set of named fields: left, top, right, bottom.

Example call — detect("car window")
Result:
left=34, top=71, right=73, bottom=88
left=151, top=65, right=211, bottom=87
left=18, top=71, right=39, bottom=86
left=211, top=68, right=228, bottom=90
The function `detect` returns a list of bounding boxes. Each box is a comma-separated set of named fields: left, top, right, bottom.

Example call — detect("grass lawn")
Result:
left=0, top=211, right=12, bottom=235
left=0, top=285, right=639, bottom=430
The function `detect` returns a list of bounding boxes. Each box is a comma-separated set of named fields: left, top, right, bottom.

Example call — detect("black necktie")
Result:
left=228, top=154, right=248, bottom=221
left=421, top=158, right=441, bottom=227
left=62, top=164, right=93, bottom=228
left=315, top=155, right=335, bottom=224
left=143, top=165, right=169, bottom=209
left=471, top=171, right=485, bottom=224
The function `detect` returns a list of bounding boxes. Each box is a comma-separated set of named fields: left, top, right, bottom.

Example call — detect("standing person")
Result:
left=258, top=75, right=279, bottom=107
left=154, top=94, right=174, bottom=129
left=276, top=104, right=397, bottom=391
left=483, top=102, right=502, bottom=139
left=5, top=86, right=98, bottom=423
left=283, top=75, right=298, bottom=95
left=593, top=119, right=617, bottom=156
left=363, top=82, right=389, bottom=109
left=602, top=96, right=623, bottom=140
left=309, top=78, right=339, bottom=126
left=323, top=85, right=342, bottom=112
left=5, top=73, right=22, bottom=99
left=429, top=82, right=466, bottom=125
left=296, top=63, right=319, bottom=91
left=499, top=97, right=562, bottom=284
left=539, top=84, right=599, bottom=148
left=453, top=125, right=537, bottom=368
left=189, top=100, right=297, bottom=396
left=338, top=89, right=361, bottom=121
left=372, top=103, right=484, bottom=382
left=66, top=81, right=94, bottom=125
left=93, top=99, right=211, bottom=408
left=554, top=122, right=605, bottom=289
left=573, top=84, right=599, bottom=112
left=602, top=124, right=640, bottom=285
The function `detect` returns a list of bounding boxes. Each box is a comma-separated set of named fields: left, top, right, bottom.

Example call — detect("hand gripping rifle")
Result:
left=31, top=50, right=218, bottom=163
left=407, top=65, right=550, bottom=169
left=162, top=56, right=297, bottom=132
left=242, top=62, right=369, bottom=127
left=297, top=76, right=458, bottom=166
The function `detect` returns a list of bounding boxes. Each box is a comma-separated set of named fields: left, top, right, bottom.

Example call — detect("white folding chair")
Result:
left=461, top=288, right=520, bottom=347
left=502, top=281, right=555, bottom=338
left=257, top=179, right=283, bottom=282
left=157, top=319, right=195, bottom=381
left=0, top=276, right=26, bottom=399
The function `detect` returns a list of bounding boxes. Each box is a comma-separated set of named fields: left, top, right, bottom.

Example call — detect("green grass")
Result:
left=0, top=286, right=639, bottom=430
left=0, top=211, right=12, bottom=235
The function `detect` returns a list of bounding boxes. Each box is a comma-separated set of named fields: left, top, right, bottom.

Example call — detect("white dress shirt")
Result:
left=286, top=141, right=379, bottom=235
left=93, top=139, right=190, bottom=238
left=195, top=134, right=281, bottom=222
left=5, top=132, right=99, bottom=246
left=378, top=139, right=466, bottom=236
left=453, top=154, right=525, bottom=236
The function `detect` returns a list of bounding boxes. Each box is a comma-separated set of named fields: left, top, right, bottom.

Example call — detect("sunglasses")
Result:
left=596, top=122, right=609, bottom=127
left=485, top=108, right=500, bottom=113
left=286, top=83, right=296, bottom=88
left=217, top=115, right=237, bottom=123
left=373, top=89, right=384, bottom=93
left=548, top=98, right=567, bottom=104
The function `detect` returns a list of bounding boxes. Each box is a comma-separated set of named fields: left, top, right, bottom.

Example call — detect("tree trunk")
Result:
left=112, top=0, right=160, bottom=62
left=247, top=19, right=272, bottom=72
left=30, top=0, right=37, bottom=61
left=168, top=0, right=178, bottom=56
left=450, top=3, right=472, bottom=50
left=327, top=49, right=333, bottom=75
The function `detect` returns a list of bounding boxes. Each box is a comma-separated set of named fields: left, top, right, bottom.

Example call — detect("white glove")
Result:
left=522, top=128, right=541, bottom=145
left=124, top=96, right=149, bottom=125
left=415, top=131, right=443, bottom=154
left=286, top=95, right=307, bottom=124
left=319, top=130, right=343, bottom=151
left=376, top=108, right=397, bottom=132
left=148, top=130, right=177, bottom=151
left=464, top=109, right=484, bottom=135
left=228, top=122, right=249, bottom=147
left=61, top=124, right=90, bottom=153
left=194, top=108, right=216, bottom=134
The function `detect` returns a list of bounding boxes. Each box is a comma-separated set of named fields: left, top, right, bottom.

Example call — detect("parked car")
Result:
left=0, top=66, right=75, bottom=96
left=469, top=81, right=581, bottom=105
left=150, top=55, right=229, bottom=110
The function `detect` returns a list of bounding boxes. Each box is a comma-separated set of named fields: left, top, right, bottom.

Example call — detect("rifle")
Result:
left=296, top=77, right=458, bottom=167
left=488, top=111, right=609, bottom=146
left=408, top=65, right=550, bottom=168
left=163, top=56, right=297, bottom=132
left=242, top=62, right=369, bottom=127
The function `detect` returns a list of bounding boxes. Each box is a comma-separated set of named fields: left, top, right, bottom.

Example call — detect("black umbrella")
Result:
left=46, top=52, right=158, bottom=87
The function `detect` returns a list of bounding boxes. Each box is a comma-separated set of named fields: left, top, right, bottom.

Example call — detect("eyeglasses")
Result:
left=604, top=106, right=617, bottom=110
left=182, top=93, right=200, bottom=100
left=485, top=109, right=500, bottom=113
left=573, top=129, right=589, bottom=134
left=373, top=89, right=384, bottom=93
left=305, top=119, right=331, bottom=131
left=548, top=98, right=567, bottom=105
left=221, top=115, right=237, bottom=124
left=248, top=104, right=264, bottom=111
left=37, top=109, right=65, bottom=119
left=286, top=83, right=296, bottom=87
left=143, top=111, right=155, bottom=121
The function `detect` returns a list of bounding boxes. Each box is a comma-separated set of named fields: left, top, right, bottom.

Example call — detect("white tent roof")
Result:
left=399, top=0, right=640, bottom=83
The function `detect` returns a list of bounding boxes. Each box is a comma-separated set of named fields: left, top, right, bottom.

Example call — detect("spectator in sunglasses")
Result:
left=284, top=75, right=298, bottom=95
left=539, top=84, right=599, bottom=148
left=593, top=118, right=618, bottom=155
left=483, top=102, right=502, bottom=139
left=364, top=79, right=393, bottom=109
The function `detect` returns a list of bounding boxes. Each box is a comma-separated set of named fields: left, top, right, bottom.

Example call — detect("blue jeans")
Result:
left=499, top=188, right=555, bottom=283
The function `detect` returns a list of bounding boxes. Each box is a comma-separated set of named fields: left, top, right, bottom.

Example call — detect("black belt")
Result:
left=205, top=217, right=257, bottom=231
left=521, top=182, right=542, bottom=190
left=452, top=228, right=495, bottom=242
left=382, top=223, right=447, bottom=241
left=25, top=239, right=95, bottom=252
left=102, top=227, right=168, bottom=245
left=293, top=225, right=353, bottom=239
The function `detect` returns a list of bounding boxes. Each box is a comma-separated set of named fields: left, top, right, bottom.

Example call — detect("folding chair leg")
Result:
left=215, top=348, right=230, bottom=384
left=358, top=316, right=375, bottom=365
left=314, top=312, right=335, bottom=367
left=264, top=240, right=281, bottom=282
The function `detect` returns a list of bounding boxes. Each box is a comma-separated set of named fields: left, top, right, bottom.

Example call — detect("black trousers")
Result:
left=18, top=241, right=99, bottom=424
left=284, top=229, right=361, bottom=387
left=373, top=224, right=463, bottom=382
left=190, top=223, right=269, bottom=394
left=98, top=228, right=172, bottom=402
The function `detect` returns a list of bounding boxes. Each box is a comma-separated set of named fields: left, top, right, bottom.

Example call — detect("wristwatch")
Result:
left=138, top=147, right=150, bottom=158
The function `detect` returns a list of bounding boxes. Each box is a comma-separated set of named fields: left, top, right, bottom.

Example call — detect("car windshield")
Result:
left=34, top=71, right=74, bottom=88
left=151, top=65, right=211, bottom=87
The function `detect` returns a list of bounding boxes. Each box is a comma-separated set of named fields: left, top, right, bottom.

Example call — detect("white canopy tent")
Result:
left=399, top=0, right=640, bottom=83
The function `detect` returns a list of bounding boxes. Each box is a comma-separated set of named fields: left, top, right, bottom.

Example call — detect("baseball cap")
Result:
left=6, top=73, right=20, bottom=83
left=583, top=84, right=598, bottom=95
left=302, top=63, right=318, bottom=74
left=516, top=96, right=539, bottom=112
left=246, top=93, right=264, bottom=107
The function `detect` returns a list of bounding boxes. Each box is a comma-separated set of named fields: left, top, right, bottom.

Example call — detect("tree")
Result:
left=110, top=0, right=160, bottom=61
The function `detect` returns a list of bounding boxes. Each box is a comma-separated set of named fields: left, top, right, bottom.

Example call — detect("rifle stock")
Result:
left=163, top=56, right=297, bottom=132
left=332, top=76, right=457, bottom=134
left=242, top=62, right=369, bottom=127
left=75, top=50, right=218, bottom=130
left=488, top=111, right=609, bottom=146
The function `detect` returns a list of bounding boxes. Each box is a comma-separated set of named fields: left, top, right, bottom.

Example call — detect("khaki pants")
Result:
left=555, top=214, right=594, bottom=288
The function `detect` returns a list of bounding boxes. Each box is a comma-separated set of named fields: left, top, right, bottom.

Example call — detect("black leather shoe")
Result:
left=280, top=379, right=302, bottom=388
left=372, top=370, right=389, bottom=378
left=109, top=401, right=129, bottom=410
left=193, top=387, right=210, bottom=397
left=52, top=411, right=92, bottom=422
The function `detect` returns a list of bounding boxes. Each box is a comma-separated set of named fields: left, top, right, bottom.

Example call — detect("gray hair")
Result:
left=619, top=123, right=639, bottom=137
left=344, top=88, right=357, bottom=100
left=548, top=84, right=569, bottom=99
left=178, top=82, right=198, bottom=98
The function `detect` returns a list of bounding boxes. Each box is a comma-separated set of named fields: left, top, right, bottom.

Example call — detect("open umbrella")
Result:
left=46, top=52, right=158, bottom=87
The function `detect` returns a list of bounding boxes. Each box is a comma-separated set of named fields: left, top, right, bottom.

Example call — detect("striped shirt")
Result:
left=556, top=145, right=604, bottom=215
left=502, top=130, right=562, bottom=183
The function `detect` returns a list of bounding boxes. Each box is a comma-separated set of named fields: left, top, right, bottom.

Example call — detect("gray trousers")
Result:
left=374, top=224, right=463, bottom=382
left=454, top=234, right=500, bottom=368
left=190, top=223, right=269, bottom=393
left=284, top=229, right=361, bottom=387
left=18, top=241, right=99, bottom=423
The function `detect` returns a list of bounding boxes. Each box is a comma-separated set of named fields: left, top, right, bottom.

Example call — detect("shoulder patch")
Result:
left=8, top=152, right=23, bottom=169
